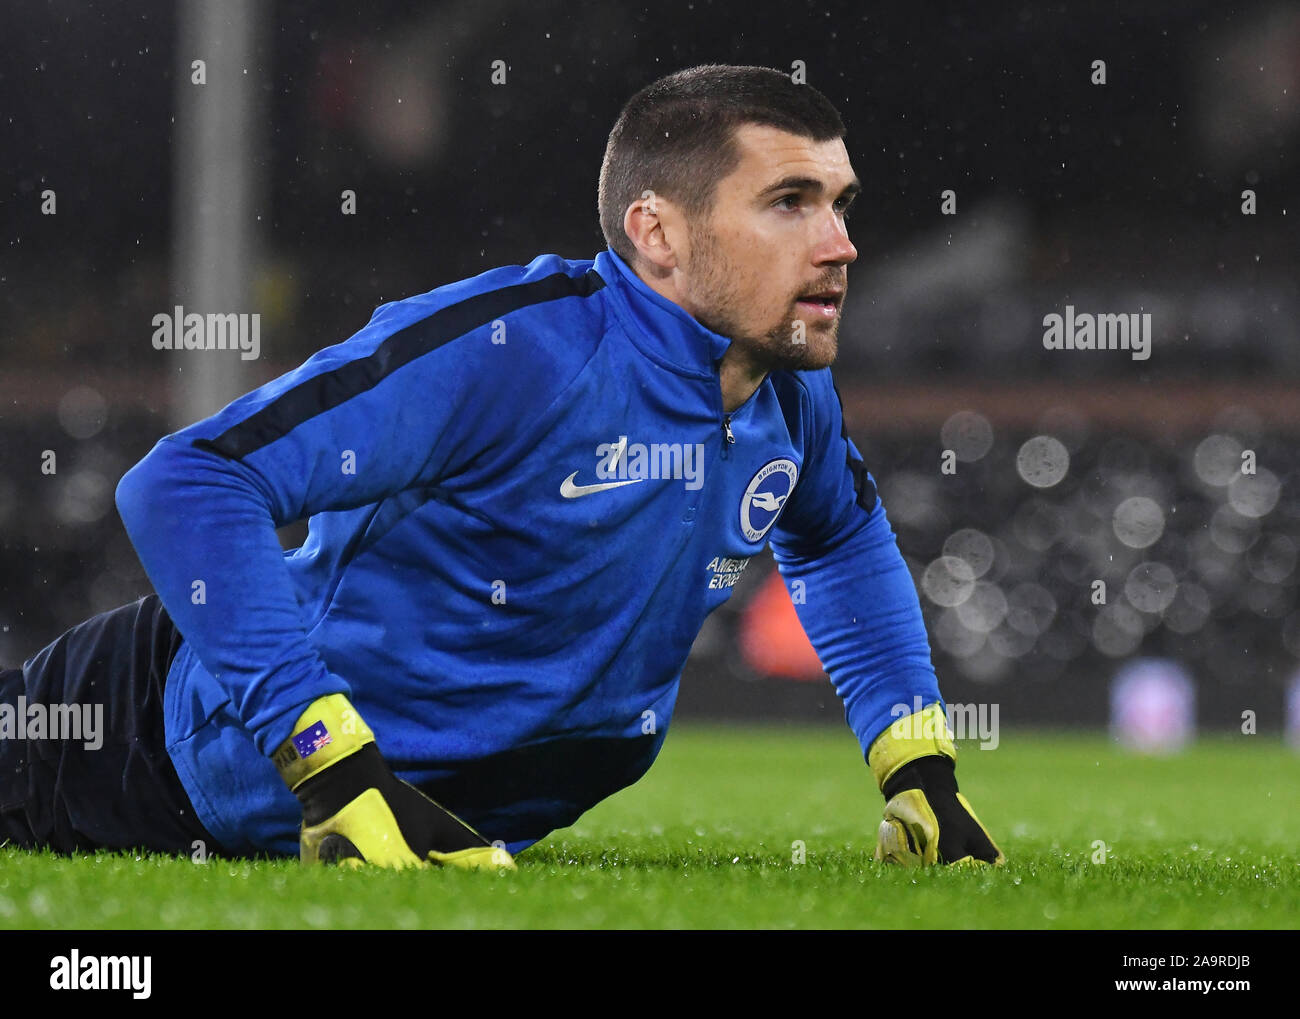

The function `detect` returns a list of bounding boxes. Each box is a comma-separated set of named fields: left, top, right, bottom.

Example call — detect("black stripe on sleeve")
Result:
left=831, top=379, right=877, bottom=513
left=190, top=267, right=605, bottom=461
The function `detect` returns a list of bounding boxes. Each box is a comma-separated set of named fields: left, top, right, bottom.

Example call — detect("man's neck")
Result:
left=628, top=256, right=765, bottom=414
left=719, top=344, right=767, bottom=414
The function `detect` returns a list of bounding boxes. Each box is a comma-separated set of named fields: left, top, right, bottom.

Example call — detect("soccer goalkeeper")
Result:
left=0, top=64, right=1002, bottom=870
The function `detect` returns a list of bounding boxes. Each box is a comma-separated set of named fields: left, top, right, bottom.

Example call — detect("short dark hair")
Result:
left=598, top=64, right=847, bottom=267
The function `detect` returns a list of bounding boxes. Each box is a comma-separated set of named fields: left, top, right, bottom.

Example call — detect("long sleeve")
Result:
left=115, top=261, right=595, bottom=755
left=768, top=370, right=942, bottom=759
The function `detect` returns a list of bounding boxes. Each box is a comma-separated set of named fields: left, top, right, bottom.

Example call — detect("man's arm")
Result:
left=115, top=263, right=587, bottom=756
left=767, top=370, right=1004, bottom=865
left=115, top=262, right=599, bottom=868
left=767, top=371, right=940, bottom=757
left=116, top=296, right=510, bottom=753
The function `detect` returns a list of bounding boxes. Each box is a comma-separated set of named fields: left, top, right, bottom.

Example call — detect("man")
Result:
left=1, top=64, right=1002, bottom=869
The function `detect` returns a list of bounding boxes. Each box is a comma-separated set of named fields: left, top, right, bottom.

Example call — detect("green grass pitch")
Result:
left=2, top=725, right=1297, bottom=929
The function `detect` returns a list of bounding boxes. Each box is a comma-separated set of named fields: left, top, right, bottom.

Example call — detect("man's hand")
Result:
left=868, top=702, right=1005, bottom=867
left=272, top=693, right=515, bottom=871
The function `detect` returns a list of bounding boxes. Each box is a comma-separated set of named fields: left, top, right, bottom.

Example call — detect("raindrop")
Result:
left=921, top=556, right=976, bottom=607
left=1013, top=499, right=1063, bottom=551
left=1209, top=506, right=1258, bottom=554
left=1041, top=620, right=1089, bottom=662
left=940, top=411, right=994, bottom=462
left=1113, top=496, right=1165, bottom=549
left=1016, top=435, right=1070, bottom=488
left=1193, top=435, right=1243, bottom=487
left=1227, top=468, right=1280, bottom=519
left=1246, top=535, right=1296, bottom=584
left=956, top=581, right=1009, bottom=633
left=1005, top=582, right=1057, bottom=636
left=1193, top=533, right=1240, bottom=588
left=1124, top=562, right=1178, bottom=614
left=989, top=623, right=1035, bottom=658
left=53, top=469, right=112, bottom=525
left=932, top=609, right=985, bottom=657
left=1092, top=603, right=1145, bottom=657
left=1162, top=583, right=1211, bottom=635
left=943, top=528, right=995, bottom=578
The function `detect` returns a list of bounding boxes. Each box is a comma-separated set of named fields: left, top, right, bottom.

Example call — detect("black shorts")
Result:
left=0, top=594, right=222, bottom=855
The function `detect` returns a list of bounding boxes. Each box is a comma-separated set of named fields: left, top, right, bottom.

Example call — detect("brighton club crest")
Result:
left=739, top=459, right=799, bottom=543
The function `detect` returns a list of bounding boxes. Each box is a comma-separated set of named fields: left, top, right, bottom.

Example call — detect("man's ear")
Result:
left=623, top=189, right=681, bottom=274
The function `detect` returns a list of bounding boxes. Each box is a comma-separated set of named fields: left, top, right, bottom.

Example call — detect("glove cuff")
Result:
left=271, top=693, right=375, bottom=792
left=868, top=701, right=956, bottom=791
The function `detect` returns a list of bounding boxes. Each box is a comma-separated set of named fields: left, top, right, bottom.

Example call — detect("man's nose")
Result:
left=816, top=213, right=857, bottom=265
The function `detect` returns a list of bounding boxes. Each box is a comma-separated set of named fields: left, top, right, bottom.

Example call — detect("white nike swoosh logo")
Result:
left=560, top=472, right=645, bottom=499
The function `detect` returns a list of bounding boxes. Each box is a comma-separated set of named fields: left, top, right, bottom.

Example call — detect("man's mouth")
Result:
left=796, top=290, right=843, bottom=318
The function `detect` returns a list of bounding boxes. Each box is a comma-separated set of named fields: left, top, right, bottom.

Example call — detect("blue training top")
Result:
left=114, top=247, right=943, bottom=856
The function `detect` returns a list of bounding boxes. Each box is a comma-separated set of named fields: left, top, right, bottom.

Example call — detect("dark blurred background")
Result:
left=2, top=0, right=1298, bottom=734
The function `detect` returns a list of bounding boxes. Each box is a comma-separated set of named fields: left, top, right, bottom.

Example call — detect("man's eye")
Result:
left=773, top=194, right=854, bottom=218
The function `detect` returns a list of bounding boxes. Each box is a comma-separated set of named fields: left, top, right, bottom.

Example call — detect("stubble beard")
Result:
left=684, top=221, right=840, bottom=374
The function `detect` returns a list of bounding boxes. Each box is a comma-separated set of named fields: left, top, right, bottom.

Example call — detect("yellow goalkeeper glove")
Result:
left=272, top=693, right=514, bottom=871
left=868, top=702, right=1005, bottom=867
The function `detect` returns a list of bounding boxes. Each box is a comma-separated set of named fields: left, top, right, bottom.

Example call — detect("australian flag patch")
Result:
left=291, top=720, right=333, bottom=759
